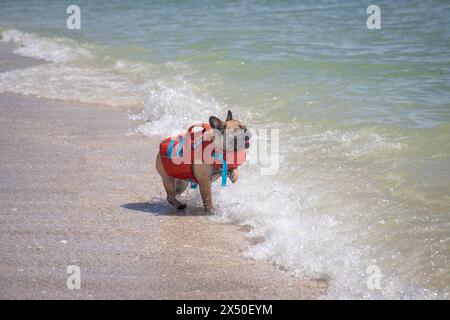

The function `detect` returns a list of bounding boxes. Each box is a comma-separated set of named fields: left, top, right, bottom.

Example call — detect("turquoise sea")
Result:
left=1, top=0, right=449, bottom=298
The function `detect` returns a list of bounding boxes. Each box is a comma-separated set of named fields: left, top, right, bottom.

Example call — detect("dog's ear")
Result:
left=209, top=116, right=225, bottom=131
left=226, top=110, right=233, bottom=122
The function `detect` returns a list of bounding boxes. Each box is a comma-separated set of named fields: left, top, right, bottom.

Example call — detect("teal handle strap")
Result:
left=167, top=136, right=184, bottom=158
left=177, top=136, right=184, bottom=157
left=166, top=139, right=175, bottom=158
left=212, top=152, right=227, bottom=186
left=221, top=158, right=228, bottom=186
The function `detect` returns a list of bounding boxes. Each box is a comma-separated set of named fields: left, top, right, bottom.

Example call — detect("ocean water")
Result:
left=1, top=0, right=449, bottom=299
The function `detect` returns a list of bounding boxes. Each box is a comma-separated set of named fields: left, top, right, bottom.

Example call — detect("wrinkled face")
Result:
left=209, top=111, right=252, bottom=151
left=223, top=119, right=251, bottom=151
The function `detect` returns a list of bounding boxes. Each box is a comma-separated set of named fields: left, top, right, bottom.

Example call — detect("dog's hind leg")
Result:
left=163, top=177, right=187, bottom=210
left=175, top=179, right=189, bottom=195
left=156, top=153, right=187, bottom=210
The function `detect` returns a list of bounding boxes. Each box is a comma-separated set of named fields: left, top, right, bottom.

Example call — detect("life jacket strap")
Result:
left=166, top=139, right=175, bottom=158
left=177, top=136, right=184, bottom=157
left=212, top=152, right=228, bottom=186
left=166, top=135, right=184, bottom=158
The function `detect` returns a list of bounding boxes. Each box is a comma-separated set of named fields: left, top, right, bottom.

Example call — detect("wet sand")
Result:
left=0, top=42, right=44, bottom=72
left=0, top=43, right=327, bottom=299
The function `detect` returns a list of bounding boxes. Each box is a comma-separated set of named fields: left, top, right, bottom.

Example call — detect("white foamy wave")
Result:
left=281, top=123, right=405, bottom=160
left=0, top=29, right=211, bottom=113
left=0, top=63, right=153, bottom=107
left=134, top=80, right=224, bottom=137
left=0, top=29, right=161, bottom=107
left=211, top=160, right=437, bottom=299
left=0, top=29, right=91, bottom=63
left=200, top=120, right=439, bottom=299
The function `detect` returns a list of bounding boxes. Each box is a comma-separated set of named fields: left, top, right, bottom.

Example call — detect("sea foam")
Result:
left=1, top=29, right=91, bottom=63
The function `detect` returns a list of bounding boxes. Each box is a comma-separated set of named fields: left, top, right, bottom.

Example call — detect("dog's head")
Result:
left=209, top=110, right=251, bottom=151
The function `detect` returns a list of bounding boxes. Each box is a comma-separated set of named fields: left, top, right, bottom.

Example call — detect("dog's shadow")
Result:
left=121, top=200, right=209, bottom=216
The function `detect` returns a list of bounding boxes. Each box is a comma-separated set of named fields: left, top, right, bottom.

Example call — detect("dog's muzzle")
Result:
left=230, top=129, right=252, bottom=150
left=244, top=129, right=251, bottom=149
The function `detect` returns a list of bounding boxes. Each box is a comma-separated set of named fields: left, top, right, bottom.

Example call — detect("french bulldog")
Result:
left=155, top=110, right=251, bottom=212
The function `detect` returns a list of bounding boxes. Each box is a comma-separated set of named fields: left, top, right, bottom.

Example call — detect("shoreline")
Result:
left=0, top=42, right=46, bottom=72
left=0, top=43, right=327, bottom=299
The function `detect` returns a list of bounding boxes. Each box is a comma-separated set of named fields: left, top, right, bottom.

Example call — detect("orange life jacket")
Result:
left=159, top=123, right=247, bottom=186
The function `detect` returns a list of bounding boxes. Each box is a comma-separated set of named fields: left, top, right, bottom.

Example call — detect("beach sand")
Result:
left=0, top=43, right=327, bottom=299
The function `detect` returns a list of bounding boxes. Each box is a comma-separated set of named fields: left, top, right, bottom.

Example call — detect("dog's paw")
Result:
left=167, top=197, right=187, bottom=210
left=229, top=169, right=239, bottom=184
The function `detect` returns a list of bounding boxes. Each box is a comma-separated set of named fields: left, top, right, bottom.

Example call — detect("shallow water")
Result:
left=1, top=0, right=449, bottom=299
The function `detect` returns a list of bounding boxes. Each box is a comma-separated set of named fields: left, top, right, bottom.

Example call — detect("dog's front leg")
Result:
left=193, top=164, right=214, bottom=213
left=198, top=180, right=213, bottom=212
